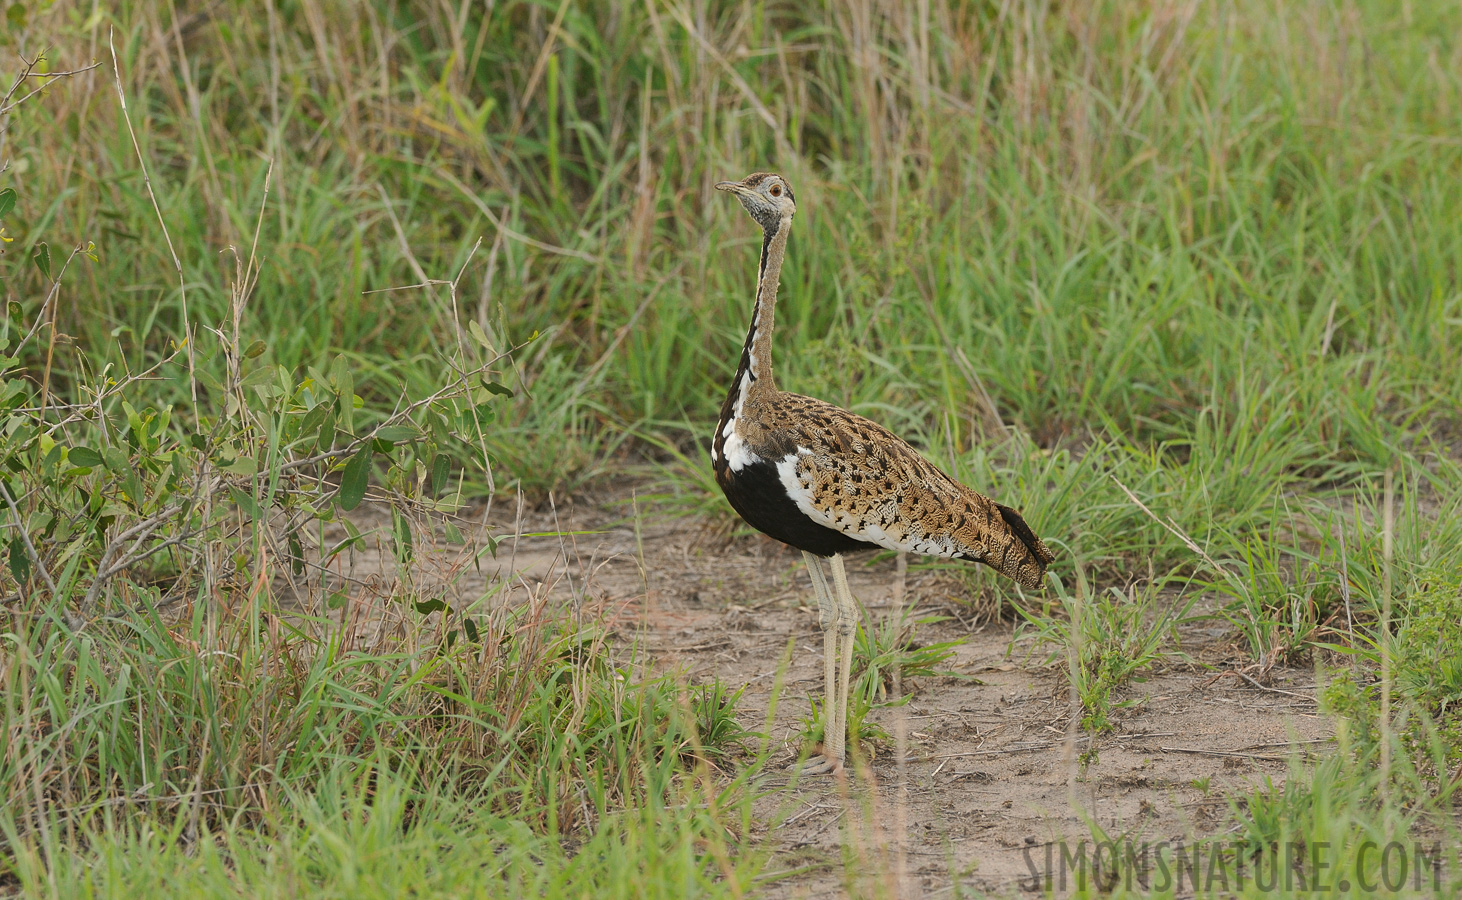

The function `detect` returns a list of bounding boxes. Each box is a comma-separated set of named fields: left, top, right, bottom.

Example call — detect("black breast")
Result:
left=715, top=458, right=873, bottom=557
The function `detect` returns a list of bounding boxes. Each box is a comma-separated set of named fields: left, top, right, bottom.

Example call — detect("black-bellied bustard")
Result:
left=711, top=172, right=1054, bottom=775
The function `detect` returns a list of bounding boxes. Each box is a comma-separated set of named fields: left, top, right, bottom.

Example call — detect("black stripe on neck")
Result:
left=742, top=221, right=779, bottom=365
left=757, top=226, right=774, bottom=285
left=712, top=222, right=780, bottom=469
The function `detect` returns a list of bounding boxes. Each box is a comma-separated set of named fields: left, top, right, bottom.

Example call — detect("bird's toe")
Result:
left=792, top=753, right=844, bottom=776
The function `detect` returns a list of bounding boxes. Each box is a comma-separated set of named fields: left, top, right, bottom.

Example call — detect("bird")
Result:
left=710, top=172, right=1054, bottom=775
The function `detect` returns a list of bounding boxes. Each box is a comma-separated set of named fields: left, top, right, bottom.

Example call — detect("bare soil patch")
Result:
left=318, top=494, right=1332, bottom=897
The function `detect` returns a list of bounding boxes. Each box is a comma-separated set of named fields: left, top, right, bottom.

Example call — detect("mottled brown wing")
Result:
left=770, top=394, right=1053, bottom=588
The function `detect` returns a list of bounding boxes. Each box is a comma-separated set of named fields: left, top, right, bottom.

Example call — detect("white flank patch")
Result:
left=774, top=451, right=816, bottom=511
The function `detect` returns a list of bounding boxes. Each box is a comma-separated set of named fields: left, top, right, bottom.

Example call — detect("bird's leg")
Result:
left=798, top=551, right=842, bottom=775
left=829, top=554, right=858, bottom=770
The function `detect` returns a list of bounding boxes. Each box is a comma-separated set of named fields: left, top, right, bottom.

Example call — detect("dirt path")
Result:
left=324, top=495, right=1332, bottom=897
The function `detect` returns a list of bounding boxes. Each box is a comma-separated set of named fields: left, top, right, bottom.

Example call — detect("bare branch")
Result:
left=0, top=479, right=59, bottom=599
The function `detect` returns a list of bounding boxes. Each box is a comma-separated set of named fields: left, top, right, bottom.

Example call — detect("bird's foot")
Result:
left=791, top=753, right=844, bottom=776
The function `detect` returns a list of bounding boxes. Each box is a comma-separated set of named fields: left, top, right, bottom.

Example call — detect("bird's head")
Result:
left=715, top=172, right=796, bottom=231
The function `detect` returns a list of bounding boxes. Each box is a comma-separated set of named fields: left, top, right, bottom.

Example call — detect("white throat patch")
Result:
left=719, top=367, right=760, bottom=471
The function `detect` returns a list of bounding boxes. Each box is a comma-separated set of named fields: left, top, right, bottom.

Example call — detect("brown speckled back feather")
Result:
left=755, top=393, right=1053, bottom=589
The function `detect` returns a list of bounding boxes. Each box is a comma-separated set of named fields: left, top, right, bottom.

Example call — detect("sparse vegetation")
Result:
left=1017, top=576, right=1187, bottom=733
left=796, top=609, right=962, bottom=758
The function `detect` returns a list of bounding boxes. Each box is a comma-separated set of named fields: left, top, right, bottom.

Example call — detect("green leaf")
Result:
left=318, top=413, right=337, bottom=452
left=326, top=591, right=348, bottom=610
left=324, top=521, right=363, bottom=561
left=189, top=432, right=207, bottom=451
left=243, top=339, right=267, bottom=359
left=67, top=446, right=103, bottom=468
left=337, top=443, right=371, bottom=511
left=431, top=453, right=450, bottom=497
left=442, top=520, right=463, bottom=544
left=480, top=376, right=514, bottom=397
left=8, top=534, right=29, bottom=585
left=413, top=598, right=447, bottom=615
left=101, top=446, right=129, bottom=473
left=239, top=365, right=274, bottom=389
left=221, top=455, right=258, bottom=477
left=463, top=617, right=480, bottom=642
left=0, top=188, right=14, bottom=218
left=391, top=509, right=413, bottom=563
left=286, top=528, right=305, bottom=576
left=467, top=320, right=493, bottom=350
left=332, top=356, right=354, bottom=433
left=6, top=301, right=21, bottom=324
left=375, top=425, right=416, bottom=444
left=299, top=405, right=329, bottom=442
left=228, top=486, right=260, bottom=518
left=31, top=242, right=50, bottom=280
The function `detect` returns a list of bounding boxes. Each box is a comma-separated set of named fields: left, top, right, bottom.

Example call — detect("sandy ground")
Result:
left=313, top=493, right=1332, bottom=897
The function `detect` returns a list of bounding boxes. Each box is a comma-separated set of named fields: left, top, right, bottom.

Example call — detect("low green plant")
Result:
left=1016, top=579, right=1186, bottom=733
left=688, top=678, right=757, bottom=763
left=850, top=610, right=964, bottom=707
left=1215, top=534, right=1344, bottom=671
left=1323, top=570, right=1462, bottom=785
left=795, top=609, right=962, bottom=758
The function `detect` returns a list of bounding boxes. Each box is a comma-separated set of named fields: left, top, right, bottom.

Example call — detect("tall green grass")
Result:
left=9, top=1, right=1459, bottom=490
left=0, top=592, right=763, bottom=895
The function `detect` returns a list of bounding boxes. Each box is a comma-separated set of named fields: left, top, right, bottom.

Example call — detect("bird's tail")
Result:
left=990, top=502, right=1054, bottom=589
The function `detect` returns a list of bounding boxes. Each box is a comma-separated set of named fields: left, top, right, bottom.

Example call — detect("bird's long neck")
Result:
left=712, top=212, right=791, bottom=472
left=736, top=215, right=790, bottom=400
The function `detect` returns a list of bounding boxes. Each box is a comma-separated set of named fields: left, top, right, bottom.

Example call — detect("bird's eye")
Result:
left=770, top=184, right=782, bottom=196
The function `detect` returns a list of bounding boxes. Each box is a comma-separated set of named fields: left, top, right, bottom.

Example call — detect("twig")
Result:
left=1111, top=474, right=1270, bottom=673
left=1338, top=520, right=1354, bottom=658
left=1158, top=746, right=1288, bottom=762
left=0, top=57, right=103, bottom=116
left=1111, top=475, right=1230, bottom=577
left=1380, top=466, right=1395, bottom=818
left=436, top=168, right=601, bottom=262
left=0, top=480, right=58, bottom=598
left=14, top=243, right=85, bottom=359
left=665, top=4, right=790, bottom=156
left=910, top=740, right=1059, bottom=761
left=953, top=347, right=1009, bottom=440
left=1234, top=670, right=1316, bottom=702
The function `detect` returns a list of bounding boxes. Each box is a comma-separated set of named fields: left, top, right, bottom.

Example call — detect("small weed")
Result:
left=688, top=678, right=756, bottom=762
left=850, top=610, right=964, bottom=707
left=1017, top=580, right=1186, bottom=733
left=1216, top=534, right=1344, bottom=670
left=793, top=610, right=963, bottom=759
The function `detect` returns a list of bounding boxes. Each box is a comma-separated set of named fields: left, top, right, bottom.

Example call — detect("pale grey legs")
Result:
left=799, top=551, right=859, bottom=775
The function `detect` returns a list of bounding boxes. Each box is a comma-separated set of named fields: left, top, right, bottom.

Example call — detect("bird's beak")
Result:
left=715, top=181, right=746, bottom=195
